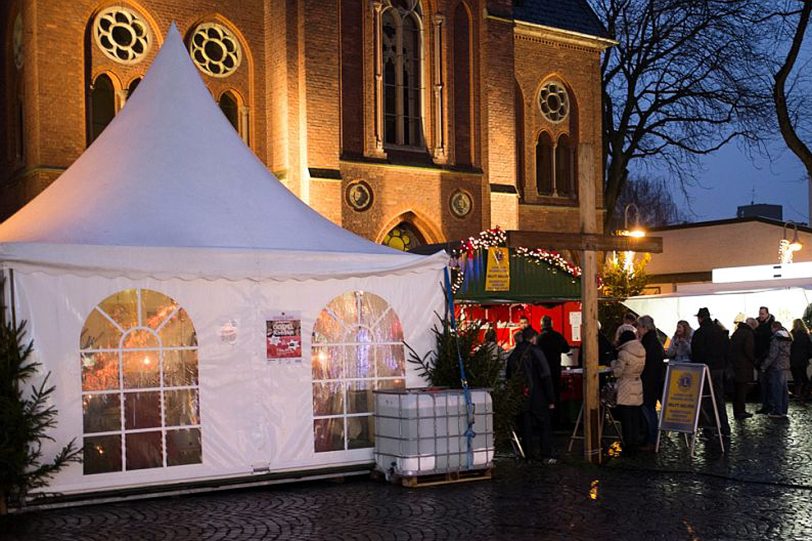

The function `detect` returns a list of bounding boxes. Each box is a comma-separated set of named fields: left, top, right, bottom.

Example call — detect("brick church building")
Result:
left=0, top=1, right=611, bottom=250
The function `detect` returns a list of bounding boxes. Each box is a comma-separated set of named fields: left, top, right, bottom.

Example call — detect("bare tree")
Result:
left=773, top=1, right=812, bottom=184
left=608, top=175, right=686, bottom=230
left=592, top=0, right=772, bottom=229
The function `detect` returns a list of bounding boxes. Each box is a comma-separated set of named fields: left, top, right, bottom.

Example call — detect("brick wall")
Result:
left=0, top=0, right=607, bottom=248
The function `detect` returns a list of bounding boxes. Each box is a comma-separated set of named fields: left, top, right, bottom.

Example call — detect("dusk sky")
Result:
left=685, top=141, right=809, bottom=225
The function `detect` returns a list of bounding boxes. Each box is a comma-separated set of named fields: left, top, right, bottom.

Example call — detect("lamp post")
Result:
left=779, top=221, right=803, bottom=264
left=613, top=203, right=645, bottom=275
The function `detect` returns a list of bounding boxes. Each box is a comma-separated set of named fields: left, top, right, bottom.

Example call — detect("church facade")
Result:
left=0, top=1, right=611, bottom=249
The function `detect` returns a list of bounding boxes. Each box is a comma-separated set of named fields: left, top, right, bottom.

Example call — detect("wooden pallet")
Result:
left=397, top=467, right=493, bottom=488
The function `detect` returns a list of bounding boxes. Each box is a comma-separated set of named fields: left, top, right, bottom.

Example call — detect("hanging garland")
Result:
left=450, top=227, right=583, bottom=293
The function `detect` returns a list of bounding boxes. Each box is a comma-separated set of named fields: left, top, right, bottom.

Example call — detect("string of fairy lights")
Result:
left=450, top=227, right=583, bottom=293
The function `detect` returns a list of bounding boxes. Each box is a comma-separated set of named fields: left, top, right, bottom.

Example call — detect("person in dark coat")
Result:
left=537, top=315, right=570, bottom=421
left=789, top=319, right=812, bottom=403
left=691, top=307, right=731, bottom=436
left=506, top=327, right=556, bottom=463
left=637, top=315, right=665, bottom=449
left=729, top=314, right=755, bottom=419
left=763, top=321, right=792, bottom=418
left=754, top=306, right=775, bottom=414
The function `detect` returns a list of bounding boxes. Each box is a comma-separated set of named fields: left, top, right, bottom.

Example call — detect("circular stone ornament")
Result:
left=346, top=181, right=373, bottom=211
left=93, top=7, right=151, bottom=65
left=450, top=191, right=473, bottom=218
left=538, top=81, right=570, bottom=123
left=13, top=13, right=23, bottom=69
left=189, top=23, right=242, bottom=78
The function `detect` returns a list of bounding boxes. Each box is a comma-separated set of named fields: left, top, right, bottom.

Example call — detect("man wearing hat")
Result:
left=730, top=313, right=756, bottom=419
left=691, top=307, right=731, bottom=436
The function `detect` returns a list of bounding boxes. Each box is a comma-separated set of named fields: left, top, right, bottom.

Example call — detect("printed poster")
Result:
left=659, top=362, right=705, bottom=433
left=266, top=313, right=302, bottom=363
left=484, top=247, right=510, bottom=292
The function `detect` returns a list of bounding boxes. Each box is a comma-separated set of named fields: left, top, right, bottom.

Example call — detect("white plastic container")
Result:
left=373, top=388, right=494, bottom=477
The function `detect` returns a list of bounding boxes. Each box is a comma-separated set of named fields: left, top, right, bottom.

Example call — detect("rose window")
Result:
left=538, top=82, right=570, bottom=123
left=189, top=23, right=242, bottom=78
left=93, top=7, right=151, bottom=64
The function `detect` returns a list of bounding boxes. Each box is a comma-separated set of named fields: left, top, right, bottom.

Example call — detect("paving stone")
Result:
left=3, top=402, right=812, bottom=540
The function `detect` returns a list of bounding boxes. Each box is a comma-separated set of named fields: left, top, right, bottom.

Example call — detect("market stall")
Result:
left=0, top=26, right=445, bottom=497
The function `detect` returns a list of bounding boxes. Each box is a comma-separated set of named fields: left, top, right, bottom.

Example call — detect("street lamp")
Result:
left=614, top=204, right=646, bottom=275
left=623, top=203, right=645, bottom=238
left=779, top=221, right=803, bottom=264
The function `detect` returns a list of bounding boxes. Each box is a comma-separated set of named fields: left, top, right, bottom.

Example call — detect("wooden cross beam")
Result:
left=506, top=230, right=663, bottom=253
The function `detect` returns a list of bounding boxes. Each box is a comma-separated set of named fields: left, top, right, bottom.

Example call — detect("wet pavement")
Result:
left=4, top=402, right=812, bottom=540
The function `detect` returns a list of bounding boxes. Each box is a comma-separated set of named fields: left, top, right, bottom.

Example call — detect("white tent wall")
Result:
left=12, top=267, right=443, bottom=496
left=625, top=288, right=812, bottom=338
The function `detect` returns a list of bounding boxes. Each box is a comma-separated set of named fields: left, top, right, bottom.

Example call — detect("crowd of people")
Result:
left=496, top=305, right=812, bottom=462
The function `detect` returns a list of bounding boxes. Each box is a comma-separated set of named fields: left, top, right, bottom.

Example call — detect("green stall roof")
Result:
left=454, top=248, right=581, bottom=304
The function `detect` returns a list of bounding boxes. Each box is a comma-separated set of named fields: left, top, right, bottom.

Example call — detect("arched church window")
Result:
left=453, top=3, right=472, bottom=166
left=127, top=77, right=141, bottom=99
left=80, top=289, right=201, bottom=474
left=381, top=1, right=423, bottom=147
left=536, top=132, right=554, bottom=196
left=89, top=74, right=116, bottom=144
left=383, top=222, right=424, bottom=251
left=556, top=134, right=574, bottom=197
left=312, top=291, right=406, bottom=452
left=219, top=91, right=239, bottom=133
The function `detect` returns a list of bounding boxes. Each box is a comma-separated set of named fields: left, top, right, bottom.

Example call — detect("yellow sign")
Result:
left=484, top=247, right=510, bottom=292
left=659, top=363, right=705, bottom=433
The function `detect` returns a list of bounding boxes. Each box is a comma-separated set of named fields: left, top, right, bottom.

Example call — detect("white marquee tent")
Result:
left=0, top=25, right=446, bottom=497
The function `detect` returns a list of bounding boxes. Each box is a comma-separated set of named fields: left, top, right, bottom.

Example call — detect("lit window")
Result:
left=80, top=289, right=201, bottom=474
left=89, top=74, right=116, bottom=144
left=312, top=291, right=406, bottom=452
left=381, top=1, right=423, bottom=147
left=383, top=222, right=424, bottom=251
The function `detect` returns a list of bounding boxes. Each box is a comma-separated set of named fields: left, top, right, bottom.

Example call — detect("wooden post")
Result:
left=578, top=143, right=601, bottom=465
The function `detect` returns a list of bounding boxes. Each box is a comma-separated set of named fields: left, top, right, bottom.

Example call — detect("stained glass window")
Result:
left=381, top=1, right=423, bottom=147
left=80, top=289, right=201, bottom=474
left=382, top=222, right=424, bottom=251
left=312, top=291, right=406, bottom=452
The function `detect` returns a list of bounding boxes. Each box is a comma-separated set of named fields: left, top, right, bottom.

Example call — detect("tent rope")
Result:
left=444, top=267, right=476, bottom=470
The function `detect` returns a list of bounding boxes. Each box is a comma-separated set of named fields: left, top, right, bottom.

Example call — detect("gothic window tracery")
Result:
left=380, top=1, right=424, bottom=148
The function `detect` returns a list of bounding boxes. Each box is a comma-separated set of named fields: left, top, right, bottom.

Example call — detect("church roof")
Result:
left=513, top=0, right=610, bottom=39
left=0, top=24, right=444, bottom=281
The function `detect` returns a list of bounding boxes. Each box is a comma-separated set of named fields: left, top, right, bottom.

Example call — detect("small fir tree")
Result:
left=0, top=319, right=81, bottom=513
left=406, top=315, right=523, bottom=450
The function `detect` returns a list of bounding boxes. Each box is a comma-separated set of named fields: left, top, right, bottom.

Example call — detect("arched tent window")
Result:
left=218, top=91, right=239, bottom=133
left=88, top=74, right=116, bottom=144
left=535, top=132, right=554, bottom=196
left=381, top=0, right=423, bottom=147
left=312, top=291, right=406, bottom=452
left=453, top=3, right=472, bottom=166
left=556, top=134, right=574, bottom=197
left=383, top=222, right=425, bottom=251
left=80, top=289, right=201, bottom=474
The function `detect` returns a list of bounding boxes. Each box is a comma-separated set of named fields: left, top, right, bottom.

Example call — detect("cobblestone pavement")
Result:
left=4, top=402, right=812, bottom=541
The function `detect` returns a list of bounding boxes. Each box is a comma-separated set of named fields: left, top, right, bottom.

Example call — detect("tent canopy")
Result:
left=0, top=24, right=444, bottom=282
